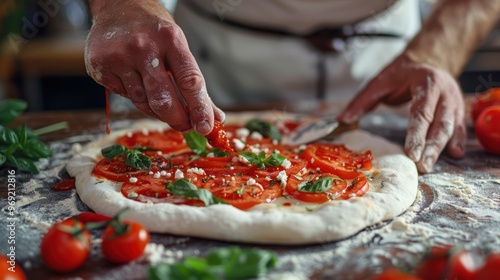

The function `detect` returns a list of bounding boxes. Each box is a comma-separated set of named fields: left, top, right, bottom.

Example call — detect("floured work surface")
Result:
left=0, top=113, right=499, bottom=280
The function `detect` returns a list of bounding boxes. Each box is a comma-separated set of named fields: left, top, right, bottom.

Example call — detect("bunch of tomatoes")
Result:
left=375, top=245, right=500, bottom=280
left=471, top=88, right=500, bottom=155
left=40, top=210, right=150, bottom=272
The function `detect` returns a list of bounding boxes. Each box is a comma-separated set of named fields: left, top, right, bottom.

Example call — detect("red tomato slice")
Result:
left=190, top=155, right=257, bottom=176
left=302, top=143, right=372, bottom=179
left=116, top=128, right=188, bottom=154
left=253, top=157, right=307, bottom=178
left=340, top=173, right=369, bottom=199
left=205, top=120, right=234, bottom=153
left=201, top=175, right=282, bottom=210
left=285, top=173, right=348, bottom=203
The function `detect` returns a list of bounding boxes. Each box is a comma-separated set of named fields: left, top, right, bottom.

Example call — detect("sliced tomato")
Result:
left=201, top=175, right=282, bottom=210
left=340, top=173, right=369, bottom=199
left=205, top=120, right=234, bottom=153
left=190, top=155, right=257, bottom=176
left=253, top=157, right=307, bottom=178
left=116, top=128, right=188, bottom=154
left=285, top=173, right=347, bottom=203
left=302, top=143, right=372, bottom=179
left=121, top=174, right=204, bottom=206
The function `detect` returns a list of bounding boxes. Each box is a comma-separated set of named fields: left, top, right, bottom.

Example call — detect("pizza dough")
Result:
left=66, top=112, right=418, bottom=244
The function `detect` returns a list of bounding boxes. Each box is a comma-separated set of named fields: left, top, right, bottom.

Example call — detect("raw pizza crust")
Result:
left=66, top=112, right=418, bottom=245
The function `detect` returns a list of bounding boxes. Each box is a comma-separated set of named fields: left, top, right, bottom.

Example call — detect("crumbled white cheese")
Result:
left=126, top=131, right=133, bottom=138
left=142, top=128, right=149, bottom=135
left=236, top=127, right=250, bottom=138
left=206, top=152, right=215, bottom=158
left=128, top=191, right=138, bottom=199
left=277, top=171, right=288, bottom=186
left=157, top=151, right=163, bottom=155
left=249, top=145, right=261, bottom=154
left=129, top=177, right=138, bottom=183
left=281, top=159, right=292, bottom=169
left=247, top=178, right=257, bottom=185
left=239, top=155, right=249, bottom=163
left=153, top=172, right=161, bottom=179
left=174, top=169, right=184, bottom=179
left=232, top=139, right=246, bottom=151
left=160, top=171, right=168, bottom=176
left=249, top=131, right=263, bottom=140
left=272, top=139, right=278, bottom=145
left=187, top=167, right=206, bottom=175
left=165, top=172, right=172, bottom=178
left=310, top=158, right=315, bottom=164
left=148, top=171, right=154, bottom=175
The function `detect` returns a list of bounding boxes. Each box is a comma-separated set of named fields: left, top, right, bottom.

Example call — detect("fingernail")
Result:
left=422, top=156, right=433, bottom=173
left=217, top=108, right=226, bottom=123
left=195, top=120, right=211, bottom=135
left=409, top=145, right=423, bottom=162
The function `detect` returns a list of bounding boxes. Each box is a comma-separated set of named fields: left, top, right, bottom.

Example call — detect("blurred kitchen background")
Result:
left=0, top=0, right=499, bottom=111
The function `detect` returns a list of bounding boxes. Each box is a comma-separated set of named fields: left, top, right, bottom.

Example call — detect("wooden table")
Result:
left=0, top=109, right=499, bottom=279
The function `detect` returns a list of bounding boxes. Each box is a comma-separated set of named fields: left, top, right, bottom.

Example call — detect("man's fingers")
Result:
left=404, top=80, right=440, bottom=163
left=416, top=97, right=455, bottom=173
left=447, top=100, right=466, bottom=159
left=160, top=23, right=214, bottom=135
left=337, top=75, right=390, bottom=124
left=120, top=72, right=162, bottom=121
left=139, top=60, right=192, bottom=132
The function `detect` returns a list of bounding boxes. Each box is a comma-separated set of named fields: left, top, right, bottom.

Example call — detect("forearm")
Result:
left=405, top=0, right=500, bottom=77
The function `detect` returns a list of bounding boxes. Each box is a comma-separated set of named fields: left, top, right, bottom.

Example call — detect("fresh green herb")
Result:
left=184, top=131, right=228, bottom=157
left=148, top=246, right=277, bottom=280
left=298, top=176, right=338, bottom=193
left=244, top=119, right=281, bottom=142
left=238, top=151, right=286, bottom=169
left=0, top=99, right=67, bottom=173
left=101, top=144, right=153, bottom=169
left=165, top=179, right=227, bottom=206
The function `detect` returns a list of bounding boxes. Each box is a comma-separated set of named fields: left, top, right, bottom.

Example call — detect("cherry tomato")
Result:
left=302, top=143, right=372, bottom=179
left=116, top=128, right=188, bottom=154
left=415, top=246, right=476, bottom=280
left=471, top=88, right=500, bottom=122
left=205, top=120, right=234, bottom=153
left=101, top=221, right=150, bottom=263
left=474, top=253, right=500, bottom=280
left=40, top=218, right=91, bottom=272
left=374, top=268, right=422, bottom=280
left=0, top=254, right=27, bottom=280
left=475, top=106, right=500, bottom=155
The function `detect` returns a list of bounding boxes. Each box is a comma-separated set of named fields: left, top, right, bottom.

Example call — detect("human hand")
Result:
left=84, top=0, right=224, bottom=135
left=337, top=54, right=466, bottom=173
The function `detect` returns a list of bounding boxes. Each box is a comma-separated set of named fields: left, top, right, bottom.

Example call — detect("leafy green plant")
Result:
left=148, top=246, right=278, bottom=280
left=0, top=99, right=67, bottom=173
left=101, top=144, right=155, bottom=169
left=238, top=151, right=286, bottom=169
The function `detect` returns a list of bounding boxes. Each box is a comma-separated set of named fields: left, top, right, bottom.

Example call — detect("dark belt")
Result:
left=183, top=1, right=404, bottom=100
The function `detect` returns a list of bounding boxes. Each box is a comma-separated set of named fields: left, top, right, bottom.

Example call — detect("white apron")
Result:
left=174, top=0, right=421, bottom=112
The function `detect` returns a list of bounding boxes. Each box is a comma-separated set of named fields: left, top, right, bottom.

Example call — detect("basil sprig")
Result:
left=245, top=119, right=281, bottom=142
left=101, top=144, right=153, bottom=169
left=0, top=99, right=65, bottom=173
left=184, top=131, right=227, bottom=157
left=238, top=151, right=286, bottom=169
left=165, top=178, right=227, bottom=206
left=148, top=246, right=277, bottom=280
left=298, top=176, right=340, bottom=193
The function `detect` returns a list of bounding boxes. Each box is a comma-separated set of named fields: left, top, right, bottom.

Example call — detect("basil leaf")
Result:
left=0, top=153, right=6, bottom=165
left=102, top=144, right=128, bottom=158
left=184, top=131, right=207, bottom=155
left=298, top=176, right=336, bottom=193
left=7, top=156, right=39, bottom=174
left=165, top=179, right=227, bottom=206
left=206, top=247, right=278, bottom=280
left=131, top=146, right=157, bottom=152
left=148, top=247, right=277, bottom=280
left=125, top=150, right=151, bottom=169
left=21, top=138, right=52, bottom=159
left=209, top=148, right=228, bottom=157
left=264, top=152, right=285, bottom=167
left=0, top=99, right=27, bottom=126
left=0, top=126, right=18, bottom=145
left=238, top=151, right=286, bottom=169
left=245, top=119, right=281, bottom=142
left=16, top=123, right=28, bottom=146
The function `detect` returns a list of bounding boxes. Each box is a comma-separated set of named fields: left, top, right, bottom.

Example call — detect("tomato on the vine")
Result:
left=101, top=221, right=150, bottom=263
left=474, top=253, right=500, bottom=280
left=415, top=246, right=476, bottom=280
left=0, top=254, right=27, bottom=280
left=471, top=88, right=500, bottom=122
left=40, top=217, right=91, bottom=272
left=475, top=106, right=500, bottom=155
